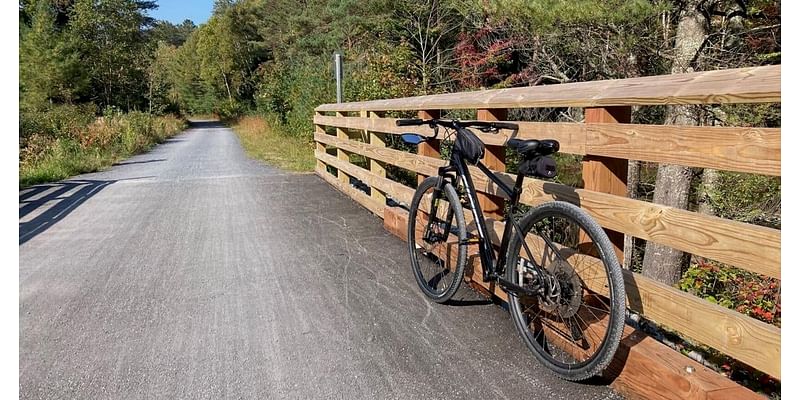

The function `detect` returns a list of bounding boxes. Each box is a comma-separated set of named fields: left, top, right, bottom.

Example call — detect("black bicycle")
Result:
left=396, top=118, right=626, bottom=381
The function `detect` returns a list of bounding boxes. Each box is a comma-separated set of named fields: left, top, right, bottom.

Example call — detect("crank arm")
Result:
left=498, top=277, right=541, bottom=298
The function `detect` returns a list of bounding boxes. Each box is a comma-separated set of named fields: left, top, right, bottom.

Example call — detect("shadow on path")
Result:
left=113, top=158, right=166, bottom=167
left=19, top=178, right=150, bottom=245
left=188, top=120, right=226, bottom=129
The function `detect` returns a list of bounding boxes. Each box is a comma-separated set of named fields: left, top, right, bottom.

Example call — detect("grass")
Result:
left=20, top=111, right=186, bottom=187
left=230, top=116, right=315, bottom=172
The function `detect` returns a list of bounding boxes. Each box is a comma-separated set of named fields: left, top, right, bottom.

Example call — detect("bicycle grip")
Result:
left=493, top=122, right=519, bottom=130
left=396, top=118, right=423, bottom=126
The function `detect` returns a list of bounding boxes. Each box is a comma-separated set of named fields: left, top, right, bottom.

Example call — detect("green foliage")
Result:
left=150, top=19, right=196, bottom=46
left=483, top=0, right=663, bottom=30
left=231, top=115, right=315, bottom=172
left=19, top=0, right=86, bottom=110
left=680, top=261, right=780, bottom=327
left=67, top=0, right=156, bottom=109
left=704, top=172, right=780, bottom=228
left=20, top=105, right=186, bottom=186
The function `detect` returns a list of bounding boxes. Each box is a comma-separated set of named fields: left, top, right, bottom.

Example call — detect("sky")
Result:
left=149, top=0, right=215, bottom=25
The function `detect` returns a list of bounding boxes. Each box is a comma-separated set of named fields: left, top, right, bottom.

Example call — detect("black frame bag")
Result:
left=454, top=127, right=485, bottom=165
left=519, top=155, right=557, bottom=178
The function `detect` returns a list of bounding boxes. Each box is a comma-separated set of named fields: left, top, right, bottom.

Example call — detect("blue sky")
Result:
left=149, top=0, right=215, bottom=25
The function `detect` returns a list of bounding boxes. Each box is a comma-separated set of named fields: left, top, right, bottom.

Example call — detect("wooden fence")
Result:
left=312, top=65, right=780, bottom=398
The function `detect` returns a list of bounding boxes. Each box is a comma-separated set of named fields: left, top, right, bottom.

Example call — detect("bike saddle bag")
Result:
left=454, top=127, right=485, bottom=165
left=519, top=156, right=557, bottom=179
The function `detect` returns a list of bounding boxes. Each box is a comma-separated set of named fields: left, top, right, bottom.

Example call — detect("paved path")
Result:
left=19, top=122, right=621, bottom=399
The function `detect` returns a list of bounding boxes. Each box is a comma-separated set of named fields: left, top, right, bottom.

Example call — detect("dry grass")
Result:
left=20, top=111, right=186, bottom=187
left=232, top=116, right=315, bottom=172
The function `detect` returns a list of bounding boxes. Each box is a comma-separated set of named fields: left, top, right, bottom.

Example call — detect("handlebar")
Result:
left=395, top=118, right=519, bottom=132
left=396, top=118, right=424, bottom=126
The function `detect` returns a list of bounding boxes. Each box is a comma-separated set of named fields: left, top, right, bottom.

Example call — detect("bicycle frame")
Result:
left=436, top=153, right=528, bottom=282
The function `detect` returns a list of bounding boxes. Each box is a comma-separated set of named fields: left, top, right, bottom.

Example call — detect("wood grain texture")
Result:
left=314, top=115, right=779, bottom=175
left=417, top=110, right=441, bottom=185
left=316, top=65, right=780, bottom=112
left=476, top=108, right=507, bottom=219
left=315, top=132, right=780, bottom=278
left=365, top=111, right=387, bottom=204
left=515, top=178, right=781, bottom=280
left=583, top=107, right=630, bottom=259
left=336, top=112, right=351, bottom=185
left=586, top=124, right=781, bottom=176
left=314, top=112, right=327, bottom=172
left=384, top=204, right=777, bottom=387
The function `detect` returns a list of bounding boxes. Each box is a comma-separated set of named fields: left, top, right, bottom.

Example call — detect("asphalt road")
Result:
left=19, top=121, right=622, bottom=399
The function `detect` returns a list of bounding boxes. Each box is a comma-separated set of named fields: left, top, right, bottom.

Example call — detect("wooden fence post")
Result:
left=336, top=111, right=351, bottom=185
left=417, top=110, right=441, bottom=185
left=583, top=106, right=630, bottom=260
left=365, top=110, right=387, bottom=204
left=477, top=108, right=507, bottom=219
left=314, top=111, right=327, bottom=174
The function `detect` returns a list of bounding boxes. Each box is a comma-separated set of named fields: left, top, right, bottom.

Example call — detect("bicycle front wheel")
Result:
left=407, top=176, right=467, bottom=303
left=505, top=201, right=625, bottom=381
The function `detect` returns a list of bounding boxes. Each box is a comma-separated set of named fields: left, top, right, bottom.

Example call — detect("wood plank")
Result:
left=586, top=124, right=781, bottom=177
left=417, top=110, right=440, bottom=185
left=316, top=163, right=384, bottom=217
left=384, top=204, right=778, bottom=384
left=476, top=108, right=507, bottom=219
left=514, top=180, right=781, bottom=280
left=607, top=325, right=762, bottom=400
left=583, top=107, right=630, bottom=260
left=316, top=65, right=780, bottom=112
left=315, top=132, right=780, bottom=279
left=336, top=112, right=351, bottom=185
left=316, top=151, right=416, bottom=205
left=315, top=115, right=779, bottom=175
left=366, top=111, right=387, bottom=204
left=314, top=112, right=327, bottom=172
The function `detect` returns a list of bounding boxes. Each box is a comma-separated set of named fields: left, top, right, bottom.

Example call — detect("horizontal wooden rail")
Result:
left=315, top=132, right=780, bottom=279
left=316, top=65, right=780, bottom=112
left=315, top=115, right=780, bottom=176
left=316, top=149, right=780, bottom=378
left=313, top=65, right=781, bottom=392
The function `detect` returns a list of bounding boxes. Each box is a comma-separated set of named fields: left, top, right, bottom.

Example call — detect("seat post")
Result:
left=511, top=170, right=526, bottom=205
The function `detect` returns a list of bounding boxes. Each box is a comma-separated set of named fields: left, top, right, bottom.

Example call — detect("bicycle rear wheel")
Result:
left=505, top=201, right=625, bottom=381
left=407, top=176, right=467, bottom=303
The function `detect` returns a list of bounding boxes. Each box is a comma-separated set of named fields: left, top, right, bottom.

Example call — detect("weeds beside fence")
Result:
left=230, top=115, right=315, bottom=172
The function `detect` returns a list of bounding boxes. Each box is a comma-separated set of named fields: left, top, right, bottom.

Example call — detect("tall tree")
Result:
left=67, top=0, right=157, bottom=110
left=19, top=0, right=85, bottom=109
left=641, top=0, right=707, bottom=285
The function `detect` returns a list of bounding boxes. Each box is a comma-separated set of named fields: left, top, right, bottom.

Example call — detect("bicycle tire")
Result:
left=407, top=176, right=467, bottom=303
left=505, top=201, right=625, bottom=381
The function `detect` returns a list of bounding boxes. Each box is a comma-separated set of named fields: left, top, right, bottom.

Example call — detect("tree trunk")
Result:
left=222, top=70, right=233, bottom=106
left=697, top=168, right=719, bottom=215
left=623, top=160, right=640, bottom=269
left=641, top=0, right=707, bottom=286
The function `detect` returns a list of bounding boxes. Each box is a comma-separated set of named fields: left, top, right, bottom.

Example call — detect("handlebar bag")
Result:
left=454, top=127, right=485, bottom=165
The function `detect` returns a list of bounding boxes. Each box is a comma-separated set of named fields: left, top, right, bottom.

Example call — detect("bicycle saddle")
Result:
left=507, top=138, right=560, bottom=157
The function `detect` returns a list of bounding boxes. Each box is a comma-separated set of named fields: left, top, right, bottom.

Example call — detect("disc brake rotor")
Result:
left=540, top=259, right=582, bottom=318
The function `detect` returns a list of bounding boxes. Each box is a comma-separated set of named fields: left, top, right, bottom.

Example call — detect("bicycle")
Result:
left=396, top=118, right=626, bottom=381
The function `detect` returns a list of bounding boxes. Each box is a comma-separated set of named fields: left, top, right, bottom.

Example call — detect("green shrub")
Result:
left=680, top=261, right=780, bottom=327
left=20, top=105, right=186, bottom=187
